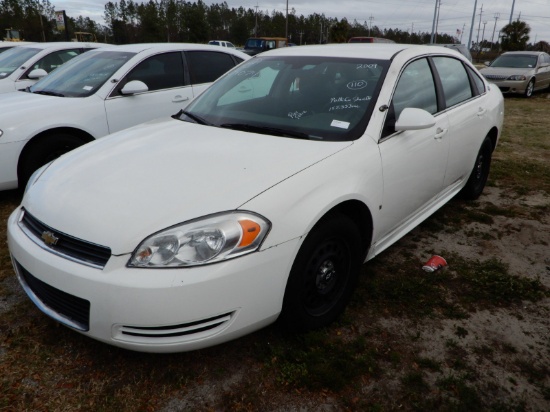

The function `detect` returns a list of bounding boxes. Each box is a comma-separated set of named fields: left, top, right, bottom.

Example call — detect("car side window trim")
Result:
left=379, top=56, right=441, bottom=141
left=107, top=51, right=189, bottom=99
left=429, top=55, right=481, bottom=111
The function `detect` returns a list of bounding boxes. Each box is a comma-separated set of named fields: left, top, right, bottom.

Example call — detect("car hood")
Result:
left=0, top=90, right=58, bottom=119
left=23, top=118, right=352, bottom=254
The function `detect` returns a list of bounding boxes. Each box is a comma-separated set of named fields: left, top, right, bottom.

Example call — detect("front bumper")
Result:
left=486, top=79, right=529, bottom=95
left=8, top=207, right=299, bottom=353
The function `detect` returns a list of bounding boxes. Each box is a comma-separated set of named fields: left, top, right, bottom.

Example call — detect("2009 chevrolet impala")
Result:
left=8, top=44, right=504, bottom=353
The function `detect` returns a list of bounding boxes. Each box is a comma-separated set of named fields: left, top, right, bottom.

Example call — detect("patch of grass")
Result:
left=491, top=158, right=550, bottom=195
left=401, top=371, right=429, bottom=391
left=415, top=357, right=441, bottom=372
left=447, top=255, right=550, bottom=308
left=437, top=374, right=484, bottom=410
left=263, top=331, right=380, bottom=391
left=514, top=359, right=550, bottom=384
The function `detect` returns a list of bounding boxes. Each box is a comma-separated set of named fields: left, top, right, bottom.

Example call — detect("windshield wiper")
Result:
left=175, top=110, right=212, bottom=126
left=220, top=123, right=312, bottom=140
left=32, top=90, right=65, bottom=97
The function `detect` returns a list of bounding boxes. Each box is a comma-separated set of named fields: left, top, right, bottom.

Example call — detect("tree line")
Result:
left=2, top=0, right=548, bottom=52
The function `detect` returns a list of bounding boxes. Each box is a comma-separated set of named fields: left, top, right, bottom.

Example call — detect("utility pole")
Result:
left=460, top=23, right=465, bottom=43
left=476, top=4, right=483, bottom=50
left=254, top=4, right=258, bottom=37
left=430, top=0, right=439, bottom=43
left=434, top=0, right=442, bottom=43
left=285, top=0, right=289, bottom=41
left=468, top=0, right=477, bottom=50
left=490, top=13, right=500, bottom=50
left=481, top=20, right=487, bottom=50
left=369, top=15, right=374, bottom=36
left=509, top=0, right=516, bottom=24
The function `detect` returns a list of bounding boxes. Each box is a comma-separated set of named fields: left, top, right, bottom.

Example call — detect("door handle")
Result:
left=172, top=95, right=189, bottom=103
left=477, top=107, right=487, bottom=117
left=434, top=127, right=447, bottom=140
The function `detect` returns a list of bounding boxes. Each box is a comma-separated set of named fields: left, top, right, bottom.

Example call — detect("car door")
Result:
left=104, top=51, right=191, bottom=134
left=185, top=50, right=243, bottom=97
left=377, top=57, right=451, bottom=236
left=432, top=56, right=488, bottom=191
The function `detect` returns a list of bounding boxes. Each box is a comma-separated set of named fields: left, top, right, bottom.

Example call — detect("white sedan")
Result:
left=8, top=44, right=504, bottom=353
left=0, top=43, right=249, bottom=190
left=0, top=42, right=106, bottom=94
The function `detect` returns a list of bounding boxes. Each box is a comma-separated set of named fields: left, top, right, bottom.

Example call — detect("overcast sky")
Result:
left=49, top=0, right=550, bottom=44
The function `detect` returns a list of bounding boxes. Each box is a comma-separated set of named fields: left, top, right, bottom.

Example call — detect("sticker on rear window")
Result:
left=331, top=120, right=350, bottom=129
left=83, top=86, right=93, bottom=91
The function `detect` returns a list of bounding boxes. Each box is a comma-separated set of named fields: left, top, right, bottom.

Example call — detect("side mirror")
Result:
left=120, top=80, right=149, bottom=95
left=395, top=108, right=436, bottom=131
left=28, top=69, right=48, bottom=80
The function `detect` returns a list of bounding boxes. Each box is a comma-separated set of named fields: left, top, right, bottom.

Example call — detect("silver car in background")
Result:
left=479, top=51, right=550, bottom=97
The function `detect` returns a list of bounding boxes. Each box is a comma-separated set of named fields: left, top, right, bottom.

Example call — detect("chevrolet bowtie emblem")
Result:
left=41, top=231, right=59, bottom=246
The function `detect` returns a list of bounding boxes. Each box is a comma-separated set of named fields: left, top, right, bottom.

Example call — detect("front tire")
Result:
left=460, top=136, right=493, bottom=200
left=19, top=133, right=87, bottom=189
left=279, top=214, right=362, bottom=331
left=524, top=79, right=535, bottom=98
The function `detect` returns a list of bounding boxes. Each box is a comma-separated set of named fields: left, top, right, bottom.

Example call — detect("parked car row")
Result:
left=0, top=42, right=109, bottom=94
left=6, top=43, right=504, bottom=353
left=0, top=43, right=249, bottom=190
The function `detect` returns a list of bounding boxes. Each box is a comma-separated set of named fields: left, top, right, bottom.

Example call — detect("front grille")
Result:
left=19, top=209, right=111, bottom=269
left=120, top=312, right=233, bottom=338
left=15, top=260, right=90, bottom=331
left=483, top=74, right=507, bottom=81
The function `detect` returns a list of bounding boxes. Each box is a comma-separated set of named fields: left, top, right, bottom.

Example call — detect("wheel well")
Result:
left=17, top=127, right=94, bottom=180
left=317, top=200, right=373, bottom=261
left=487, top=126, right=499, bottom=152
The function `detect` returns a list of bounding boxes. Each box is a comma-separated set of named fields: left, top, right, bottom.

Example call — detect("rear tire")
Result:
left=279, top=214, right=362, bottom=331
left=19, top=133, right=87, bottom=189
left=460, top=136, right=493, bottom=200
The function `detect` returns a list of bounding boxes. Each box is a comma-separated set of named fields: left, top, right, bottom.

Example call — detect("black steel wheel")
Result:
left=280, top=214, right=362, bottom=331
left=460, top=136, right=493, bottom=200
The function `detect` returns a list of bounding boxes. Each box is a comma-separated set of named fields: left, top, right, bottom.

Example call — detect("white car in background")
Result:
left=0, top=41, right=35, bottom=53
left=208, top=40, right=236, bottom=48
left=8, top=44, right=504, bottom=353
left=0, top=43, right=249, bottom=190
left=0, top=42, right=107, bottom=93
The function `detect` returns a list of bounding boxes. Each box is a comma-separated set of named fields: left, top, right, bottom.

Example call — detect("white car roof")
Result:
left=261, top=43, right=461, bottom=60
left=94, top=43, right=249, bottom=59
left=14, top=41, right=109, bottom=50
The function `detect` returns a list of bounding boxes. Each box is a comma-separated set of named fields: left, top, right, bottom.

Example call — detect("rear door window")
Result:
left=186, top=51, right=237, bottom=85
left=432, top=57, right=473, bottom=108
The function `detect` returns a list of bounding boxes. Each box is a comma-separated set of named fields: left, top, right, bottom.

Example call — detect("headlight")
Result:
left=506, top=75, right=526, bottom=81
left=128, top=211, right=271, bottom=268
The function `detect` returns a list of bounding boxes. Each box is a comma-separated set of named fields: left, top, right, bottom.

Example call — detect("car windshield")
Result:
left=245, top=39, right=265, bottom=49
left=29, top=50, right=136, bottom=97
left=177, top=56, right=389, bottom=141
left=491, top=54, right=538, bottom=68
left=0, top=47, right=41, bottom=79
